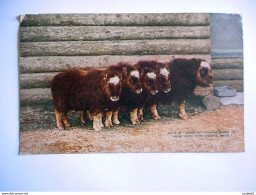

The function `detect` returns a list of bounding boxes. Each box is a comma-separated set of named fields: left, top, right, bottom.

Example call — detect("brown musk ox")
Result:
left=166, top=58, right=213, bottom=119
left=107, top=62, right=143, bottom=125
left=134, top=60, right=171, bottom=121
left=51, top=68, right=122, bottom=131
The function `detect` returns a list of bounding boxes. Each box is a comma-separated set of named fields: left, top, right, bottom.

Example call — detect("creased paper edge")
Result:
left=18, top=14, right=26, bottom=24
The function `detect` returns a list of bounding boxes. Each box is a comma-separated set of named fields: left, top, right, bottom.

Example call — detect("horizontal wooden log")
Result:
left=213, top=69, right=243, bottom=80
left=20, top=55, right=212, bottom=73
left=20, top=13, right=210, bottom=27
left=20, top=26, right=210, bottom=42
left=20, top=39, right=211, bottom=57
left=20, top=72, right=57, bottom=89
left=211, top=49, right=243, bottom=58
left=20, top=88, right=52, bottom=105
left=214, top=80, right=243, bottom=92
left=20, top=54, right=212, bottom=88
left=211, top=58, right=243, bottom=69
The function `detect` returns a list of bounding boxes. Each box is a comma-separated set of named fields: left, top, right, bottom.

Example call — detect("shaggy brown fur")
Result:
left=166, top=58, right=213, bottom=119
left=51, top=68, right=122, bottom=131
left=107, top=62, right=143, bottom=125
left=134, top=60, right=171, bottom=120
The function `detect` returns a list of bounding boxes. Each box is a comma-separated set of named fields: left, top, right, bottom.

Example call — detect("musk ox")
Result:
left=134, top=60, right=171, bottom=121
left=167, top=58, right=213, bottom=119
left=107, top=62, right=143, bottom=125
left=51, top=68, right=122, bottom=131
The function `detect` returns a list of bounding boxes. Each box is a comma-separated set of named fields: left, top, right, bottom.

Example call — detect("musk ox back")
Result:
left=51, top=68, right=122, bottom=131
left=167, top=58, right=213, bottom=119
left=134, top=60, right=171, bottom=120
left=107, top=62, right=143, bottom=125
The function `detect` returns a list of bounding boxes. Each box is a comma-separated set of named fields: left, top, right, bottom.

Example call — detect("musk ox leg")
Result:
left=81, top=111, right=87, bottom=124
left=92, top=113, right=103, bottom=131
left=62, top=114, right=71, bottom=127
left=55, top=110, right=65, bottom=130
left=105, top=111, right=113, bottom=128
left=113, top=109, right=120, bottom=125
left=138, top=107, right=144, bottom=121
left=178, top=100, right=189, bottom=120
left=130, top=108, right=140, bottom=125
left=87, top=110, right=92, bottom=120
left=150, top=104, right=161, bottom=120
left=99, top=113, right=104, bottom=128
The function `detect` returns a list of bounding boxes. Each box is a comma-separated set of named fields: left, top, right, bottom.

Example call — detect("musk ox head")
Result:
left=136, top=60, right=168, bottom=96
left=145, top=71, right=159, bottom=95
left=168, top=58, right=213, bottom=87
left=137, top=65, right=159, bottom=96
left=157, top=64, right=171, bottom=94
left=113, top=62, right=143, bottom=95
left=195, top=60, right=213, bottom=86
left=103, top=70, right=122, bottom=102
left=128, top=69, right=143, bottom=94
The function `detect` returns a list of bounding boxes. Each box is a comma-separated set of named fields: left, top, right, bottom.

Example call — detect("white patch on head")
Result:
left=130, top=70, right=140, bottom=78
left=163, top=88, right=171, bottom=93
left=200, top=61, right=211, bottom=69
left=160, top=68, right=169, bottom=77
left=108, top=76, right=120, bottom=85
left=150, top=90, right=158, bottom=95
left=135, top=88, right=143, bottom=94
left=146, top=72, right=156, bottom=79
left=110, top=96, right=119, bottom=102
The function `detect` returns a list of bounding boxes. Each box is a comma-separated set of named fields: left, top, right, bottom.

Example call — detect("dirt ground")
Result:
left=19, top=105, right=244, bottom=154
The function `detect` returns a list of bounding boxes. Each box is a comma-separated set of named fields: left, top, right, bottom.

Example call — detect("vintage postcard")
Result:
left=18, top=13, right=244, bottom=154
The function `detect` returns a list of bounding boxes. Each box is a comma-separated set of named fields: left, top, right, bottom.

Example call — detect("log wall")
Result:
left=19, top=13, right=212, bottom=130
left=210, top=14, right=243, bottom=92
left=211, top=58, right=243, bottom=92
